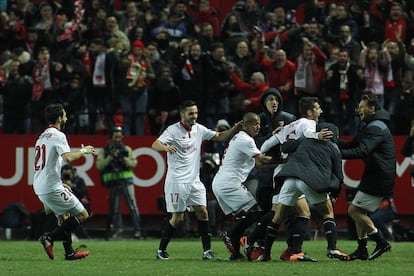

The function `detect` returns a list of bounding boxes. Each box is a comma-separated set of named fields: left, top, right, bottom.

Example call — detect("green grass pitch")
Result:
left=1, top=239, right=413, bottom=275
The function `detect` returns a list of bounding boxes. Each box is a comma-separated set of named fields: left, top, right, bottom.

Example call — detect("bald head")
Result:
left=243, top=112, right=259, bottom=125
left=242, top=112, right=261, bottom=137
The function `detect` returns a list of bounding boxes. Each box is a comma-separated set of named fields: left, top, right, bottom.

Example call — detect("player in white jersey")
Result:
left=34, top=103, right=95, bottom=261
left=152, top=100, right=241, bottom=261
left=243, top=97, right=333, bottom=261
left=212, top=113, right=273, bottom=260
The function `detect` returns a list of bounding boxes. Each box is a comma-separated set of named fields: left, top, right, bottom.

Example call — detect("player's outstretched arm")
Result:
left=62, top=144, right=95, bottom=163
left=260, top=135, right=279, bottom=153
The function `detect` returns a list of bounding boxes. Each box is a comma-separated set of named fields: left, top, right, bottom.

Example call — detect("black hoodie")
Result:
left=255, top=88, right=296, bottom=147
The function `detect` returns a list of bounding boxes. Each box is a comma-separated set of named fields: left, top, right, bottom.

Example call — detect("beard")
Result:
left=60, top=121, right=66, bottom=131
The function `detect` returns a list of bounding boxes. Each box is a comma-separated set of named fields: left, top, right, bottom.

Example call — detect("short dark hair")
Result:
left=298, top=97, right=319, bottom=117
left=44, top=103, right=64, bottom=125
left=361, top=93, right=379, bottom=111
left=61, top=164, right=74, bottom=172
left=211, top=42, right=224, bottom=52
left=179, top=100, right=197, bottom=112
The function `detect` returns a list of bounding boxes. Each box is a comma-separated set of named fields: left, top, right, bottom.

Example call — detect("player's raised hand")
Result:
left=80, top=144, right=96, bottom=155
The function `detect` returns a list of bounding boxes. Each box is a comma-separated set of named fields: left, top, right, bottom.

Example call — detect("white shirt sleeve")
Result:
left=260, top=135, right=280, bottom=153
left=302, top=120, right=319, bottom=140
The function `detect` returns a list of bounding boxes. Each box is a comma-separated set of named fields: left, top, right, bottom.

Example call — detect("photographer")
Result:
left=96, top=126, right=142, bottom=239
left=61, top=164, right=90, bottom=213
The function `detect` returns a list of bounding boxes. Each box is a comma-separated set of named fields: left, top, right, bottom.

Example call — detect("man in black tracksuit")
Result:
left=338, top=93, right=395, bottom=261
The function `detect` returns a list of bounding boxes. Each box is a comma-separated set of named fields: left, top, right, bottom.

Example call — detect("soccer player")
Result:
left=262, top=122, right=350, bottom=262
left=152, top=100, right=241, bottom=261
left=339, top=93, right=395, bottom=260
left=212, top=112, right=273, bottom=260
left=33, top=103, right=95, bottom=260
left=247, top=97, right=332, bottom=261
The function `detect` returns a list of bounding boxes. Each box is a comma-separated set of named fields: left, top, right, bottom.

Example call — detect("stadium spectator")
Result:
left=105, top=16, right=130, bottom=53
left=384, top=39, right=410, bottom=134
left=227, top=40, right=258, bottom=81
left=150, top=66, right=181, bottom=134
left=294, top=36, right=327, bottom=100
left=230, top=71, right=268, bottom=113
left=30, top=46, right=64, bottom=134
left=332, top=24, right=361, bottom=64
left=198, top=22, right=216, bottom=54
left=326, top=48, right=364, bottom=135
left=325, top=3, right=359, bottom=43
left=384, top=2, right=407, bottom=43
left=255, top=41, right=297, bottom=114
left=151, top=10, right=187, bottom=42
left=120, top=39, right=155, bottom=136
left=203, top=42, right=232, bottom=128
left=85, top=38, right=118, bottom=134
left=118, top=1, right=145, bottom=36
left=359, top=41, right=391, bottom=108
left=234, top=0, right=264, bottom=34
left=0, top=0, right=413, bottom=138
left=173, top=0, right=196, bottom=37
left=193, top=0, right=220, bottom=38
left=59, top=74, right=85, bottom=134
left=0, top=58, right=32, bottom=134
left=219, top=12, right=246, bottom=54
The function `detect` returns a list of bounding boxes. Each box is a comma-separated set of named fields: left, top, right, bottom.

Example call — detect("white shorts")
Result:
left=164, top=180, right=207, bottom=213
left=272, top=192, right=306, bottom=204
left=278, top=178, right=329, bottom=206
left=38, top=186, right=85, bottom=217
left=212, top=176, right=257, bottom=215
left=352, top=191, right=382, bottom=213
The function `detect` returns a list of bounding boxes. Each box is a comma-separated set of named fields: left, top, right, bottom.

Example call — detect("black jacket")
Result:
left=276, top=135, right=343, bottom=197
left=338, top=109, right=396, bottom=197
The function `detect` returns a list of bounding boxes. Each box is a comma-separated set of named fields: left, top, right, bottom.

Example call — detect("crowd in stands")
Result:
left=0, top=0, right=413, bottom=136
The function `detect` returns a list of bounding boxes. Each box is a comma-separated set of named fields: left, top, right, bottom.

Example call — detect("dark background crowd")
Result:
left=0, top=0, right=413, bottom=137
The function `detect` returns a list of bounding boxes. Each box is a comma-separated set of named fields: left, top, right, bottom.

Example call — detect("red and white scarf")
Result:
left=32, top=62, right=51, bottom=100
left=93, top=52, right=106, bottom=87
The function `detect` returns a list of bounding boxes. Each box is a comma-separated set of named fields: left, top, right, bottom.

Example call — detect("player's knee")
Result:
left=348, top=204, right=359, bottom=220
left=77, top=209, right=89, bottom=222
left=170, top=213, right=185, bottom=226
left=297, top=208, right=311, bottom=218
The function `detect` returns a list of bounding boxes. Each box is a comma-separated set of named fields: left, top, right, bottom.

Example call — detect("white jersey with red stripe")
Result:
left=157, top=122, right=216, bottom=183
left=261, top=118, right=319, bottom=154
left=275, top=117, right=318, bottom=143
left=33, top=127, right=70, bottom=195
left=214, top=130, right=261, bottom=184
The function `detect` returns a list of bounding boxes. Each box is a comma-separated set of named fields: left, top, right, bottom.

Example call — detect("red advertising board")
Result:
left=0, top=135, right=413, bottom=215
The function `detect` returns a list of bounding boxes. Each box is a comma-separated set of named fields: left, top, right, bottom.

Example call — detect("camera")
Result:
left=108, top=141, right=129, bottom=172
left=109, top=141, right=129, bottom=159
